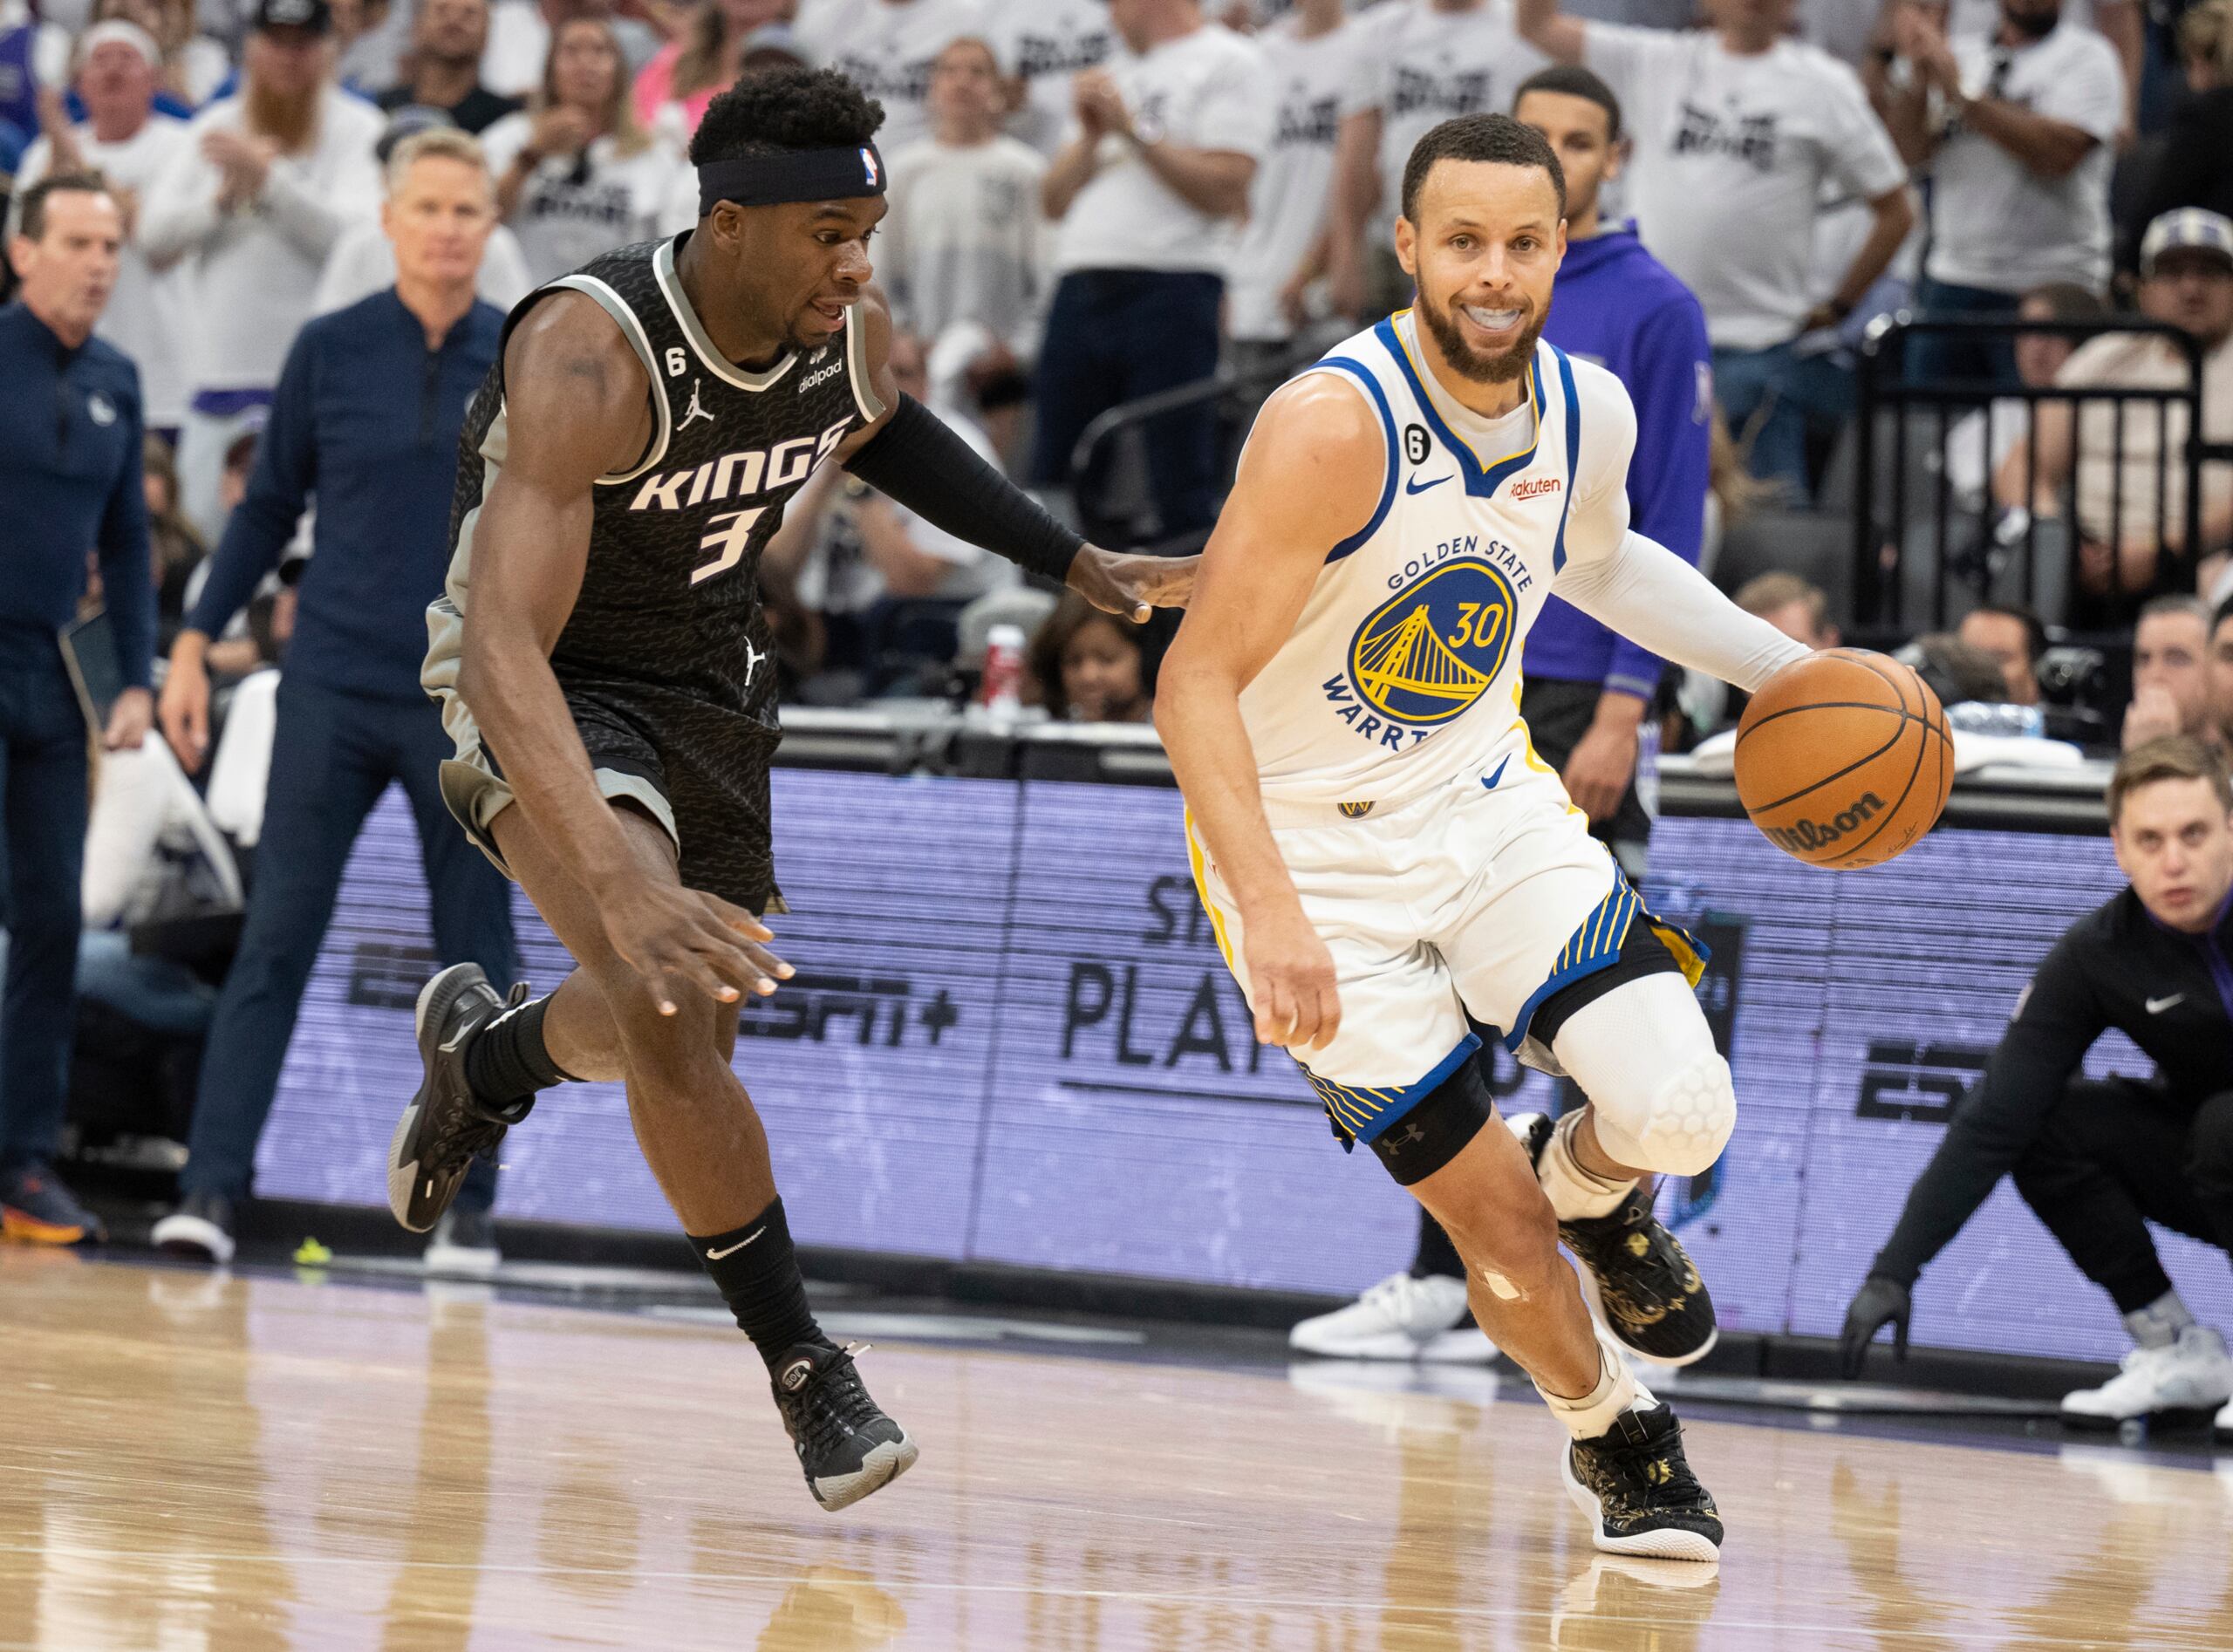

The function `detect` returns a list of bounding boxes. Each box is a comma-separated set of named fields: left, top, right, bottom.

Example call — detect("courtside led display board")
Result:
left=256, top=771, right=2220, bottom=1365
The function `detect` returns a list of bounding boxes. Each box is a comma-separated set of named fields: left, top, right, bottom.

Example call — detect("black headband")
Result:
left=698, top=144, right=886, bottom=216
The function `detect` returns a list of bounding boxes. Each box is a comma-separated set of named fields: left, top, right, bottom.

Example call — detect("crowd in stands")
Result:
left=6, top=0, right=2226, bottom=712
left=4, top=0, right=2233, bottom=1240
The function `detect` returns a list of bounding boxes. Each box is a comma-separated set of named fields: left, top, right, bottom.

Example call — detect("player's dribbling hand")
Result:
left=1067, top=546, right=1198, bottom=624
left=1242, top=906, right=1342, bottom=1053
left=1838, top=1275, right=1913, bottom=1380
left=601, top=883, right=795, bottom=1017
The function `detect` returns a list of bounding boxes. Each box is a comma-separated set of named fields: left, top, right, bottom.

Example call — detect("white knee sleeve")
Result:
left=1547, top=971, right=1736, bottom=1177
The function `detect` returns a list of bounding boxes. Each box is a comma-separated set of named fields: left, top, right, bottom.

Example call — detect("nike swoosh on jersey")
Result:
left=1405, top=474, right=1451, bottom=495
left=1481, top=754, right=1512, bottom=791
left=2146, top=994, right=2185, bottom=1014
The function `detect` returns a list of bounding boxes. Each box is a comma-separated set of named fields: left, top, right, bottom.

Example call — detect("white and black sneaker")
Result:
left=1513, top=1113, right=1718, bottom=1368
left=1562, top=1402, right=1723, bottom=1561
left=771, top=1342, right=918, bottom=1512
left=389, top=964, right=533, bottom=1233
left=152, top=1190, right=237, bottom=1265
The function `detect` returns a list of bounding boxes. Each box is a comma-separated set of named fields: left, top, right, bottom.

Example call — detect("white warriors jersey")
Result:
left=1239, top=310, right=1637, bottom=812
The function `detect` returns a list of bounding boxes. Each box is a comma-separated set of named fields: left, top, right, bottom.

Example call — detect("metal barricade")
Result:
left=1065, top=337, right=1328, bottom=555
left=1853, top=314, right=2211, bottom=634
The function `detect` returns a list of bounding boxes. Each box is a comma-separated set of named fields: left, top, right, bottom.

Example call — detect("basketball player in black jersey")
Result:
left=392, top=69, right=1191, bottom=1512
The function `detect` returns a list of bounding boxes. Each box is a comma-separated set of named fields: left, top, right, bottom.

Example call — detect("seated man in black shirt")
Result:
left=1843, top=736, right=2233, bottom=1436
left=377, top=0, right=521, bottom=134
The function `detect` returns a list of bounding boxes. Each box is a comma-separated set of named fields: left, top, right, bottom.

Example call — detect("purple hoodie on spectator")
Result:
left=1527, top=221, right=1713, bottom=702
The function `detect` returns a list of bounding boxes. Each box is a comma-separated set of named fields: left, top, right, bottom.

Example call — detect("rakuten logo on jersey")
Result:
left=626, top=418, right=852, bottom=513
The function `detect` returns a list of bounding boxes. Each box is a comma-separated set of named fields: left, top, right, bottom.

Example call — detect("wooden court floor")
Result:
left=1, top=1252, right=2229, bottom=1651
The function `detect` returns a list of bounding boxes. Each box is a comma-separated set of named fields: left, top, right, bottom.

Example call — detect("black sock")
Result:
left=464, top=992, right=576, bottom=1101
left=691, top=1197, right=828, bottom=1373
left=1411, top=1211, right=1465, bottom=1281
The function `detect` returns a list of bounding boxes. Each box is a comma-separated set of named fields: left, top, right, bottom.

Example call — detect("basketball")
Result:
left=1734, top=650, right=1954, bottom=870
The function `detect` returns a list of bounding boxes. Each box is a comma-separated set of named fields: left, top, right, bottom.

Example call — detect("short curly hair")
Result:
left=689, top=65, right=884, bottom=167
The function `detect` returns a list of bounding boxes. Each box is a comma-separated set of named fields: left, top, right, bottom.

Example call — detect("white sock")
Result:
left=1537, top=1112, right=1637, bottom=1222
left=1538, top=1341, right=1656, bottom=1441
left=2124, top=1289, right=2195, bottom=1352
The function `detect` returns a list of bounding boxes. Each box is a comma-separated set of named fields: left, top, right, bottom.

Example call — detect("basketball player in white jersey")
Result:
left=1157, top=113, right=1813, bottom=1560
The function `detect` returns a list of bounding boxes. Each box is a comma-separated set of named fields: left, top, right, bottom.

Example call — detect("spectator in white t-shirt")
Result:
left=140, top=0, right=386, bottom=543
left=1880, top=0, right=2124, bottom=389
left=9, top=24, right=190, bottom=433
left=1033, top=0, right=1274, bottom=542
left=1518, top=0, right=1917, bottom=494
left=883, top=35, right=1047, bottom=383
left=1953, top=0, right=2142, bottom=126
left=791, top=0, right=991, bottom=154
left=984, top=0, right=1113, bottom=157
left=1226, top=0, right=1353, bottom=379
left=1325, top=0, right=1549, bottom=322
left=481, top=16, right=680, bottom=283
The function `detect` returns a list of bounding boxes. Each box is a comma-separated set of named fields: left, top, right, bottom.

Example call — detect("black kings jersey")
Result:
left=441, top=232, right=881, bottom=729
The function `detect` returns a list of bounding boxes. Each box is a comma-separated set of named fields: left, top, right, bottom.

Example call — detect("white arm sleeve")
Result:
left=1551, top=359, right=1809, bottom=693
left=1553, top=529, right=1810, bottom=693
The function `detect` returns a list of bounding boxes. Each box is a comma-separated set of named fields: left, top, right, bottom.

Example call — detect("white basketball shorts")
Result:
left=1185, top=757, right=1702, bottom=1149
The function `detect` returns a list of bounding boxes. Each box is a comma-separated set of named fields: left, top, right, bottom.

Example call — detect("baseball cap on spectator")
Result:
left=377, top=104, right=460, bottom=164
left=741, top=23, right=806, bottom=70
left=252, top=0, right=331, bottom=35
left=2140, top=208, right=2233, bottom=278
left=75, top=19, right=160, bottom=69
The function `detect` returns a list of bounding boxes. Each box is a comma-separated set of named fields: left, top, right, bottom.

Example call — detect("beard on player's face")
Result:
left=1416, top=281, right=1544, bottom=385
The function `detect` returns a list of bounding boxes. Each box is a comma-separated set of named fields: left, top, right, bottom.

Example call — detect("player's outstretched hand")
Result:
left=1067, top=546, right=1198, bottom=624
left=601, top=881, right=794, bottom=1017
left=1839, top=1275, right=1913, bottom=1380
left=1242, top=905, right=1342, bottom=1053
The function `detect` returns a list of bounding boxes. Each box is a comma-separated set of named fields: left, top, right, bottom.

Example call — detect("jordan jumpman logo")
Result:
left=679, top=379, right=714, bottom=427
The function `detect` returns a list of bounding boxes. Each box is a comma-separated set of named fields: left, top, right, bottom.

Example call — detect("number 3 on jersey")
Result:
left=692, top=506, right=768, bottom=585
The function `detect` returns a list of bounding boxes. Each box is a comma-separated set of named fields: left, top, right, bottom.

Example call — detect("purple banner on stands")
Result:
left=256, top=772, right=2233, bottom=1365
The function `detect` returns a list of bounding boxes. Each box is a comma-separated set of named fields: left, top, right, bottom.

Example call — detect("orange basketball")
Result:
left=1733, top=649, right=1954, bottom=870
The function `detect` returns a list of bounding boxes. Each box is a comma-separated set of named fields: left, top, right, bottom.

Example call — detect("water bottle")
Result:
left=980, top=624, right=1026, bottom=719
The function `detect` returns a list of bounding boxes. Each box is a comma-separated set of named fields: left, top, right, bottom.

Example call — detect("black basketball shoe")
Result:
left=389, top=964, right=534, bottom=1233
left=1562, top=1402, right=1723, bottom=1561
left=770, top=1342, right=918, bottom=1512
left=1512, top=1112, right=1718, bottom=1367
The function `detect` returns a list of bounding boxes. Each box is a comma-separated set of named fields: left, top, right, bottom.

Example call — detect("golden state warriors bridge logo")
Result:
left=1322, top=561, right=1519, bottom=749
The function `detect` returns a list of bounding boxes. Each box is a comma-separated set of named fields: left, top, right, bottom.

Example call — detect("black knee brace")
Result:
left=1370, top=1057, right=1497, bottom=1186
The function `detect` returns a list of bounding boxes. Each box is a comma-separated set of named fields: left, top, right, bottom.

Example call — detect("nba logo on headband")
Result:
left=860, top=147, right=880, bottom=188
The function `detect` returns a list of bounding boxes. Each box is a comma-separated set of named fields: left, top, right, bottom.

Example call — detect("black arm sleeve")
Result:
left=1868, top=935, right=2108, bottom=1286
left=843, top=395, right=1083, bottom=584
